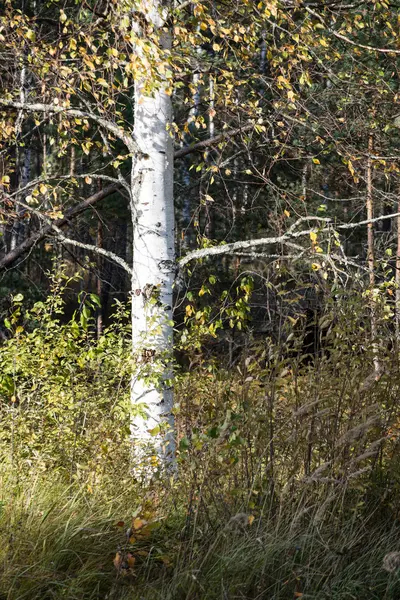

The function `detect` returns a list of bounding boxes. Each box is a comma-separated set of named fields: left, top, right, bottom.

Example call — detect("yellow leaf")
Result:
left=113, top=552, right=122, bottom=570
left=48, top=210, right=64, bottom=219
left=309, top=231, right=318, bottom=243
left=60, top=10, right=67, bottom=23
left=284, top=210, right=290, bottom=217
left=39, top=184, right=48, bottom=194
left=25, top=29, right=36, bottom=42
left=81, top=142, right=91, bottom=155
left=85, top=176, right=92, bottom=184
left=312, top=158, right=320, bottom=164
left=121, top=15, right=130, bottom=28
left=248, top=515, right=255, bottom=526
left=311, top=263, right=320, bottom=270
left=127, top=553, right=136, bottom=568
left=133, top=517, right=146, bottom=530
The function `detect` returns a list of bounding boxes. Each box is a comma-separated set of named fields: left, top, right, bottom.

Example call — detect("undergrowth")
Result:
left=2, top=272, right=400, bottom=597
left=1, top=469, right=400, bottom=599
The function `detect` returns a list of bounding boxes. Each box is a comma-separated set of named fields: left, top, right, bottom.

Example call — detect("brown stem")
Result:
left=366, top=135, right=375, bottom=290
left=366, top=134, right=380, bottom=375
left=96, top=217, right=103, bottom=339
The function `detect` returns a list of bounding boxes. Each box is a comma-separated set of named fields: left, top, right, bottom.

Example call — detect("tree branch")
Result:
left=3, top=173, right=125, bottom=201
left=174, top=122, right=256, bottom=159
left=0, top=183, right=121, bottom=269
left=305, top=6, right=400, bottom=55
left=1, top=184, right=132, bottom=274
left=0, top=99, right=262, bottom=163
left=0, top=100, right=140, bottom=154
left=2, top=189, right=133, bottom=275
left=50, top=226, right=133, bottom=275
left=179, top=212, right=400, bottom=267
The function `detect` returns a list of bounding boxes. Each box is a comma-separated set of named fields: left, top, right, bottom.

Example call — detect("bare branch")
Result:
left=179, top=212, right=400, bottom=267
left=2, top=173, right=126, bottom=200
left=0, top=100, right=140, bottom=154
left=0, top=100, right=261, bottom=164
left=50, top=227, right=133, bottom=275
left=179, top=218, right=331, bottom=267
left=305, top=6, right=400, bottom=55
left=235, top=249, right=367, bottom=273
left=0, top=184, right=121, bottom=270
left=1, top=183, right=132, bottom=274
left=174, top=122, right=256, bottom=159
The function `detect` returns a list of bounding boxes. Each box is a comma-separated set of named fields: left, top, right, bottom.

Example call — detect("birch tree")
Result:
left=129, top=0, right=176, bottom=463
left=2, top=0, right=400, bottom=473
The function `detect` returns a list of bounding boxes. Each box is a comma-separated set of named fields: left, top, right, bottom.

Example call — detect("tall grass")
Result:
left=1, top=467, right=400, bottom=599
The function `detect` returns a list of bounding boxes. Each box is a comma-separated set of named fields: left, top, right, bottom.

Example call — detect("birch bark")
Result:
left=130, top=1, right=176, bottom=465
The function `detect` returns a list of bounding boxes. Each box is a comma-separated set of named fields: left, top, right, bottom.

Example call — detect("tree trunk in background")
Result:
left=11, top=147, right=31, bottom=251
left=11, top=14, right=30, bottom=253
left=130, top=1, right=175, bottom=466
left=366, top=134, right=380, bottom=375
left=181, top=15, right=201, bottom=249
left=0, top=156, right=5, bottom=252
left=396, top=194, right=400, bottom=339
left=204, top=73, right=215, bottom=239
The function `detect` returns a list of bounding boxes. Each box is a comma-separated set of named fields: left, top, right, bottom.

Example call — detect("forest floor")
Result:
left=1, top=471, right=400, bottom=600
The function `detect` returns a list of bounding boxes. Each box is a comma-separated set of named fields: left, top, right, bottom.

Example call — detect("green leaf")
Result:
left=90, top=294, right=101, bottom=307
left=179, top=436, right=190, bottom=450
left=148, top=425, right=161, bottom=436
left=25, top=29, right=36, bottom=42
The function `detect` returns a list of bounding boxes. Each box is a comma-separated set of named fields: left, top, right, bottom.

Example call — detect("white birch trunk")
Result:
left=130, top=4, right=175, bottom=468
left=11, top=60, right=30, bottom=252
